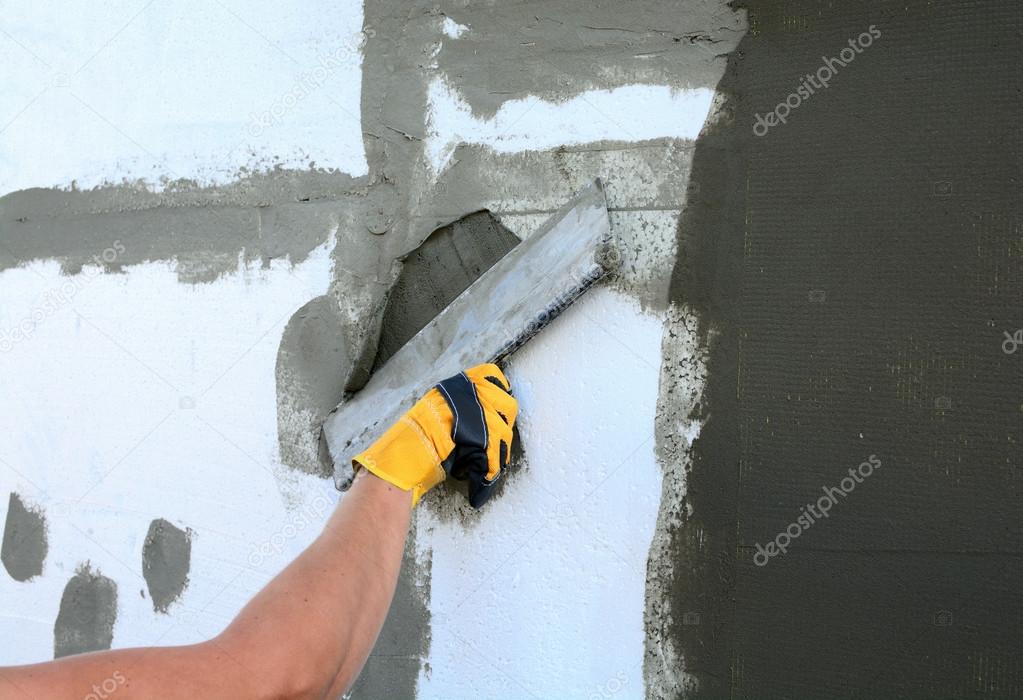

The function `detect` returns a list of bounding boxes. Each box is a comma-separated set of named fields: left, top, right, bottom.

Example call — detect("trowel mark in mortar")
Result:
left=371, top=210, right=522, bottom=369
left=277, top=293, right=355, bottom=477
left=1, top=492, right=48, bottom=582
left=142, top=518, right=192, bottom=613
left=54, top=564, right=118, bottom=658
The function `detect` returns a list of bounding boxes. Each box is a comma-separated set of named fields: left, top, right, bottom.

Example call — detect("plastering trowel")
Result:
left=322, top=179, right=616, bottom=491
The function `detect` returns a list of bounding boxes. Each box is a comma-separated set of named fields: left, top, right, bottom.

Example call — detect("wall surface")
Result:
left=670, top=1, right=1023, bottom=697
left=0, top=1, right=745, bottom=698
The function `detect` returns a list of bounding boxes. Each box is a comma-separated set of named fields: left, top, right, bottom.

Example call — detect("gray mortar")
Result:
left=277, top=293, right=357, bottom=478
left=141, top=518, right=192, bottom=613
left=432, top=0, right=744, bottom=118
left=54, top=564, right=118, bottom=658
left=0, top=170, right=363, bottom=282
left=267, top=180, right=405, bottom=476
left=371, top=210, right=521, bottom=369
left=1, top=492, right=48, bottom=582
left=405, top=140, right=702, bottom=310
left=355, top=0, right=742, bottom=259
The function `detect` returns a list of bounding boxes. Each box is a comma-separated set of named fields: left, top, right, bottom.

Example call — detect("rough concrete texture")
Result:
left=372, top=210, right=520, bottom=370
left=276, top=292, right=358, bottom=478
left=430, top=0, right=743, bottom=119
left=645, top=305, right=707, bottom=697
left=141, top=518, right=192, bottom=613
left=1, top=492, right=48, bottom=582
left=0, top=171, right=361, bottom=282
left=657, top=0, right=1023, bottom=697
left=53, top=564, right=118, bottom=658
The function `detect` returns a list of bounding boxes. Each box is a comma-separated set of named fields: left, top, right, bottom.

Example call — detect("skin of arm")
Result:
left=0, top=469, right=412, bottom=700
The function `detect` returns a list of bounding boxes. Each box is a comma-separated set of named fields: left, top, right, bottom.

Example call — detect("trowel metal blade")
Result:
left=323, top=179, right=615, bottom=490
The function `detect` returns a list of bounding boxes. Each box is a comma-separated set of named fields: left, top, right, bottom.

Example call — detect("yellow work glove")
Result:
left=352, top=363, right=518, bottom=508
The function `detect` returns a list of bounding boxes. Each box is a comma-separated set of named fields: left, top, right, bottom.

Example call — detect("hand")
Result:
left=352, top=364, right=518, bottom=508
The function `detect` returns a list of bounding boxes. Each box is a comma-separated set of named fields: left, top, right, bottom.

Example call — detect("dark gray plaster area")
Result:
left=1, top=492, right=47, bottom=581
left=142, top=518, right=192, bottom=613
left=371, top=210, right=521, bottom=370
left=658, top=0, right=1023, bottom=696
left=54, top=564, right=118, bottom=658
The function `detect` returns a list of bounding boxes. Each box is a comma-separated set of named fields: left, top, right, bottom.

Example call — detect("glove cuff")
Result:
left=352, top=414, right=447, bottom=507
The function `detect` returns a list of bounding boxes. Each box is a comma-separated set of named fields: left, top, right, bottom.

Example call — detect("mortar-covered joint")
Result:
left=596, top=235, right=623, bottom=274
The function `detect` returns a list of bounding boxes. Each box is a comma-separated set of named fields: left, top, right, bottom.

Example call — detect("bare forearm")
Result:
left=321, top=471, right=414, bottom=689
left=216, top=469, right=413, bottom=696
left=0, top=642, right=238, bottom=699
